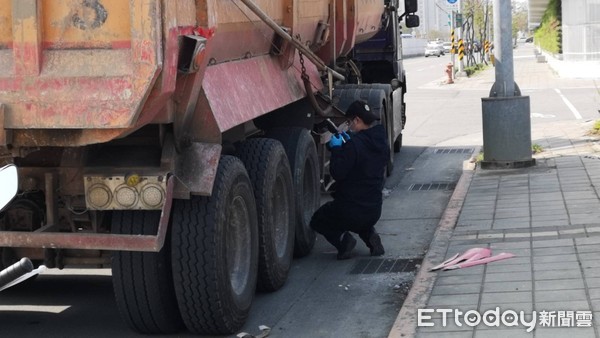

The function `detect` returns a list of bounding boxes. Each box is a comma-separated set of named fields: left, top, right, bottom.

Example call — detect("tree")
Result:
left=512, top=1, right=529, bottom=38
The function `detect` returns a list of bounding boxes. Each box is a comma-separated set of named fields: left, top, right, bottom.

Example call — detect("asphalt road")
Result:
left=1, top=44, right=597, bottom=338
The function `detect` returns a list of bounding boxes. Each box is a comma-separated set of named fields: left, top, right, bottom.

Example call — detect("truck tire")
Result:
left=265, top=128, right=319, bottom=258
left=236, top=139, right=295, bottom=292
left=111, top=210, right=183, bottom=334
left=171, top=156, right=258, bottom=335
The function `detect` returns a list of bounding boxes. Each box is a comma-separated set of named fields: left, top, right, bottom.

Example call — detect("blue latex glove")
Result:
left=329, top=134, right=343, bottom=148
left=340, top=131, right=351, bottom=142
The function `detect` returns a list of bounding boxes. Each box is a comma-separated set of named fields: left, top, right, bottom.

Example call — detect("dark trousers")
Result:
left=310, top=200, right=382, bottom=250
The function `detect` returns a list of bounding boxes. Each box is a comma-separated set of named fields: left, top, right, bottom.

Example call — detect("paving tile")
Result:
left=533, top=246, right=576, bottom=256
left=585, top=277, right=600, bottom=288
left=590, top=299, right=600, bottom=312
left=533, top=261, right=581, bottom=271
left=442, top=266, right=485, bottom=276
left=456, top=222, right=494, bottom=231
left=417, top=317, right=474, bottom=333
left=484, top=281, right=532, bottom=293
left=436, top=275, right=484, bottom=286
left=533, top=254, right=578, bottom=264
left=585, top=226, right=600, bottom=233
left=577, top=245, right=600, bottom=254
left=575, top=237, right=600, bottom=245
left=535, top=289, right=588, bottom=302
left=492, top=219, right=530, bottom=229
left=485, top=272, right=532, bottom=283
left=535, top=269, right=582, bottom=281
left=587, top=288, right=600, bottom=300
left=428, top=294, right=481, bottom=307
left=531, top=231, right=559, bottom=238
left=532, top=239, right=574, bottom=248
left=498, top=248, right=530, bottom=257
left=478, top=303, right=534, bottom=314
left=417, top=331, right=474, bottom=338
left=432, top=283, right=483, bottom=296
left=575, top=252, right=600, bottom=261
left=503, top=232, right=531, bottom=238
left=452, top=234, right=479, bottom=241
left=572, top=215, right=600, bottom=225
left=481, top=291, right=531, bottom=305
left=581, top=267, right=600, bottom=278
left=474, top=329, right=535, bottom=337
left=532, top=220, right=570, bottom=227
left=579, top=259, right=600, bottom=268
left=535, top=300, right=590, bottom=312
left=533, top=328, right=595, bottom=338
left=488, top=257, right=530, bottom=266
left=490, top=241, right=531, bottom=250
left=486, top=264, right=531, bottom=274
left=534, top=279, right=585, bottom=291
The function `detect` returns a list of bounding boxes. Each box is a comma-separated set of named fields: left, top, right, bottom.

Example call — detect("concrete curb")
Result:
left=387, top=149, right=479, bottom=338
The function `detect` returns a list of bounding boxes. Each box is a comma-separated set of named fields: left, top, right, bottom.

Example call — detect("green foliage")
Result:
left=532, top=144, right=544, bottom=154
left=512, top=1, right=529, bottom=38
left=590, top=120, right=600, bottom=135
left=464, top=63, right=487, bottom=77
left=533, top=0, right=562, bottom=54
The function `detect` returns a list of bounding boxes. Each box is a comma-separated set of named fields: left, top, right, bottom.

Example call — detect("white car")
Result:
left=425, top=44, right=444, bottom=57
left=442, top=42, right=452, bottom=54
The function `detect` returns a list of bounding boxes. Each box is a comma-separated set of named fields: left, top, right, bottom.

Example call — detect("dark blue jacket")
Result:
left=330, top=124, right=390, bottom=209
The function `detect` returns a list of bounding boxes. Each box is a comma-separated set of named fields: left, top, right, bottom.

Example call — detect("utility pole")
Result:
left=480, top=0, right=535, bottom=169
left=457, top=0, right=465, bottom=75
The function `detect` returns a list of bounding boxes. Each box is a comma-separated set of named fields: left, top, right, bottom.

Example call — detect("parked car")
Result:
left=425, top=43, right=444, bottom=57
left=442, top=42, right=452, bottom=54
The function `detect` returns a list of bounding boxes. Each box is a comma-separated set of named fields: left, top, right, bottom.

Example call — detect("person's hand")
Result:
left=340, top=131, right=351, bottom=142
left=329, top=134, right=343, bottom=148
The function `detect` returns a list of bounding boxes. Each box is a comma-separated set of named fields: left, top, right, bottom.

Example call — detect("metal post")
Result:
left=457, top=0, right=465, bottom=75
left=480, top=0, right=534, bottom=169
left=492, top=0, right=515, bottom=97
left=451, top=11, right=455, bottom=72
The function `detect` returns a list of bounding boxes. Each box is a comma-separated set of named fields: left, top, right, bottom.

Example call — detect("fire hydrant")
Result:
left=445, top=63, right=454, bottom=84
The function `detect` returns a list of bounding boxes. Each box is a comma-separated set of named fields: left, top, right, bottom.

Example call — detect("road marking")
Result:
left=531, top=113, right=556, bottom=119
left=555, top=88, right=583, bottom=120
left=0, top=305, right=71, bottom=313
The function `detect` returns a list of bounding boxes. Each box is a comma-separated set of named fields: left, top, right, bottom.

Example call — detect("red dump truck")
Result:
left=0, top=0, right=418, bottom=334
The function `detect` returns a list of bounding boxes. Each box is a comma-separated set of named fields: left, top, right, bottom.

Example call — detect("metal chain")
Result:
left=298, top=51, right=309, bottom=81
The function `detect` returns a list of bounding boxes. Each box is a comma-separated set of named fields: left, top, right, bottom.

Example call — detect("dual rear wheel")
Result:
left=112, top=128, right=320, bottom=335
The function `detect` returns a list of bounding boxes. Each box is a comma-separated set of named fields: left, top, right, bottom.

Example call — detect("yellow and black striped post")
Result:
left=484, top=40, right=491, bottom=54
left=458, top=39, right=464, bottom=61
left=450, top=29, right=456, bottom=54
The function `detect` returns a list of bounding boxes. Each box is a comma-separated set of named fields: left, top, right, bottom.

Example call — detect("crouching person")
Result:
left=310, top=100, right=390, bottom=260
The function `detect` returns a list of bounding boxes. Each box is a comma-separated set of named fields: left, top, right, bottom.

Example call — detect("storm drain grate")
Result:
left=409, top=182, right=457, bottom=191
left=435, top=148, right=474, bottom=154
left=349, top=258, right=422, bottom=275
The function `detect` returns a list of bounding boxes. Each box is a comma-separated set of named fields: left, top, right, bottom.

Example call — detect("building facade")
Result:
left=529, top=0, right=600, bottom=61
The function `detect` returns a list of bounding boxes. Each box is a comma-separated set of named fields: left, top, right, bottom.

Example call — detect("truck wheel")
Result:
left=111, top=210, right=183, bottom=334
left=171, top=156, right=258, bottom=335
left=236, top=139, right=295, bottom=292
left=265, top=128, right=319, bottom=258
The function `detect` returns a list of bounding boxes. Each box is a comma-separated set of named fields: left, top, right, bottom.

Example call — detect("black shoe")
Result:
left=336, top=232, right=356, bottom=260
left=368, top=233, right=385, bottom=256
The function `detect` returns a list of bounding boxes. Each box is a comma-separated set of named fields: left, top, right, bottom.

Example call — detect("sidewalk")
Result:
left=389, top=48, right=600, bottom=337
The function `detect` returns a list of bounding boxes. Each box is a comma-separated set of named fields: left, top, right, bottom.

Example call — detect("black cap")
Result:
left=346, top=100, right=380, bottom=124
